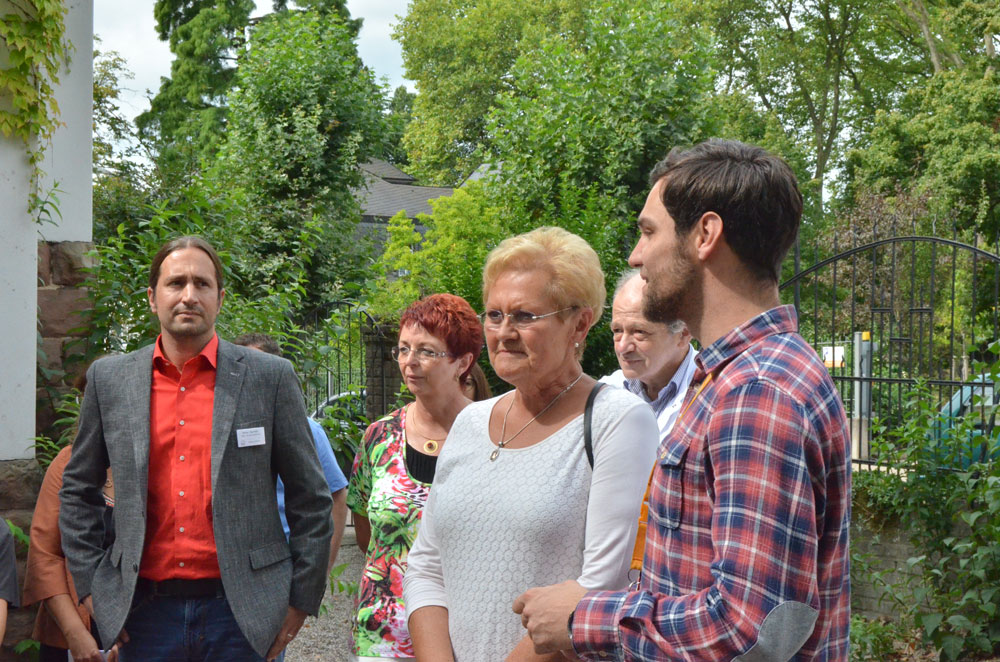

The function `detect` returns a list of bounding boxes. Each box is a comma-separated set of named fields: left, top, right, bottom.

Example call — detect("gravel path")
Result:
left=285, top=526, right=364, bottom=662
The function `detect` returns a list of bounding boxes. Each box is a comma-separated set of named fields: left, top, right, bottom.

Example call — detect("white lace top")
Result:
left=403, top=386, right=658, bottom=660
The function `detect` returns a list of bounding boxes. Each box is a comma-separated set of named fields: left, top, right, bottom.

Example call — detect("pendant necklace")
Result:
left=490, top=372, right=584, bottom=462
left=408, top=404, right=442, bottom=455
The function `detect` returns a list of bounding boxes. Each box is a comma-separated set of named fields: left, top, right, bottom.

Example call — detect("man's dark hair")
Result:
left=232, top=333, right=282, bottom=357
left=649, top=138, right=802, bottom=283
left=149, top=236, right=225, bottom=292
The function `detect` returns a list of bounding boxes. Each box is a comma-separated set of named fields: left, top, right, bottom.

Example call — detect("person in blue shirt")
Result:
left=232, top=334, right=348, bottom=574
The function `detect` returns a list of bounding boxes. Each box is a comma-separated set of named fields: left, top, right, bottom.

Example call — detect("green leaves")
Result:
left=860, top=348, right=1000, bottom=660
left=395, top=0, right=593, bottom=184
left=847, top=69, right=1000, bottom=240
left=0, top=2, right=67, bottom=143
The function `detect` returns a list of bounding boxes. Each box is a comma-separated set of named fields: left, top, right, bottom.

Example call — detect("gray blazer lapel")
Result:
left=125, top=345, right=154, bottom=510
left=212, top=341, right=246, bottom=489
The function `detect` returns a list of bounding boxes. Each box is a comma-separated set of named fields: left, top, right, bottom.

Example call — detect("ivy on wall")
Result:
left=0, top=0, right=69, bottom=200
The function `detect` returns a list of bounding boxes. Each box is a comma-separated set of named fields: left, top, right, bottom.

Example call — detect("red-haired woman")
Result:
left=347, top=293, right=482, bottom=661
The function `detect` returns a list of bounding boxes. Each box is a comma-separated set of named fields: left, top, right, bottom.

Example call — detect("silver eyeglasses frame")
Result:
left=480, top=306, right=577, bottom=329
left=391, top=346, right=452, bottom=362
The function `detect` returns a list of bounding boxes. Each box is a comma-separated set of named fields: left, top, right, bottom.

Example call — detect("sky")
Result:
left=92, top=1, right=411, bottom=126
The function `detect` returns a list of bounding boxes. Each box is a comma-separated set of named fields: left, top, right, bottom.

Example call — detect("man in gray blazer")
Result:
left=60, top=236, right=333, bottom=662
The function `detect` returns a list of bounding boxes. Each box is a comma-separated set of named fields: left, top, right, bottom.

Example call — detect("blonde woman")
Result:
left=404, top=227, right=659, bottom=661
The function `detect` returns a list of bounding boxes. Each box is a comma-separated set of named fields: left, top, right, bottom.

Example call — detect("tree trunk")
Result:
left=898, top=0, right=942, bottom=73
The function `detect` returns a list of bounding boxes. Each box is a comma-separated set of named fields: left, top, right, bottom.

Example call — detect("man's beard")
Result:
left=642, top=247, right=695, bottom=325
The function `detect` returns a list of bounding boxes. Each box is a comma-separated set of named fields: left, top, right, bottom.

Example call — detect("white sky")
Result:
left=92, top=1, right=411, bottom=125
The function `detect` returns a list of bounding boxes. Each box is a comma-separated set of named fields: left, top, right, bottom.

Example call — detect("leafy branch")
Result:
left=0, top=0, right=70, bottom=211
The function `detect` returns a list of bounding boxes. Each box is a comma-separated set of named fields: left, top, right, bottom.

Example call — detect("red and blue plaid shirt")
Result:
left=571, top=305, right=851, bottom=661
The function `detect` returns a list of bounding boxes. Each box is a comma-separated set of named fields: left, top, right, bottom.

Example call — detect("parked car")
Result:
left=311, top=389, right=367, bottom=475
left=929, top=375, right=999, bottom=468
left=311, top=388, right=366, bottom=422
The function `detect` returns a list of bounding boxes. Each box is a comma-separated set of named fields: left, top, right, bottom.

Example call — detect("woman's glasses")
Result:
left=391, top=346, right=451, bottom=362
left=480, top=306, right=576, bottom=330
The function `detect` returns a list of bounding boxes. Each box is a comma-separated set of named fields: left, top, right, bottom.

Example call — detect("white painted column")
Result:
left=0, top=142, right=38, bottom=461
left=40, top=0, right=94, bottom=243
left=0, top=0, right=94, bottom=460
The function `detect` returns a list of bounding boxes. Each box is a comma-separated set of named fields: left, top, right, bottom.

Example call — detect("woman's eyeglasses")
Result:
left=391, top=346, right=451, bottom=362
left=480, top=306, right=576, bottom=329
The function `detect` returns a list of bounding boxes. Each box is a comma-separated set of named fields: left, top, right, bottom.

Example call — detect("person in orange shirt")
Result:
left=59, top=236, right=333, bottom=662
left=23, top=441, right=114, bottom=662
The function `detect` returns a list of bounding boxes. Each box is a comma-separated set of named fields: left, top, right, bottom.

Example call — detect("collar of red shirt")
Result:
left=152, top=333, right=220, bottom=373
left=693, top=304, right=798, bottom=380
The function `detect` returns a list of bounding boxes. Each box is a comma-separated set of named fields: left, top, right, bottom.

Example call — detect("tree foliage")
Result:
left=378, top=0, right=716, bottom=375
left=846, top=68, right=1000, bottom=240
left=689, top=0, right=927, bottom=199
left=138, top=0, right=255, bottom=176
left=210, top=9, right=387, bottom=312
left=486, top=0, right=714, bottom=222
left=138, top=0, right=366, bottom=180
left=369, top=182, right=503, bottom=317
left=92, top=47, right=159, bottom=245
left=394, top=0, right=591, bottom=184
left=270, top=0, right=362, bottom=35
left=383, top=85, right=415, bottom=166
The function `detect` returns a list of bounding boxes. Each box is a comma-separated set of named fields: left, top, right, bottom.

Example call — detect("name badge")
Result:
left=237, top=426, right=266, bottom=448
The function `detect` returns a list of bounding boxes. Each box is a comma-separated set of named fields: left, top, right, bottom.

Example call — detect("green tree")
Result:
left=690, top=0, right=927, bottom=200
left=138, top=0, right=255, bottom=177
left=92, top=46, right=158, bottom=244
left=383, top=85, right=415, bottom=166
left=846, top=68, right=1000, bottom=239
left=138, top=0, right=363, bottom=180
left=270, top=0, right=362, bottom=35
left=369, top=182, right=503, bottom=317
left=485, top=0, right=714, bottom=224
left=394, top=0, right=591, bottom=184
left=378, top=0, right=716, bottom=375
left=210, top=9, right=387, bottom=312
left=890, top=0, right=999, bottom=74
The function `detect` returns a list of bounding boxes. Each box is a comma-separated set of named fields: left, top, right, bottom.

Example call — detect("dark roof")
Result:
left=356, top=171, right=454, bottom=219
left=360, top=159, right=415, bottom=185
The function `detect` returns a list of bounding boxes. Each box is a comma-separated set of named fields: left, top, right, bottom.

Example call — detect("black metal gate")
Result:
left=301, top=301, right=369, bottom=418
left=781, top=216, right=1000, bottom=467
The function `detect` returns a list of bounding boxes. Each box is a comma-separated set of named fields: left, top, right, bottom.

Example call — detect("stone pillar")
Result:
left=363, top=323, right=404, bottom=422
left=36, top=241, right=95, bottom=432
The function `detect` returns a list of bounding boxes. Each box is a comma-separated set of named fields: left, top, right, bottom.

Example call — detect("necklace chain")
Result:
left=407, top=404, right=444, bottom=455
left=490, top=373, right=585, bottom=462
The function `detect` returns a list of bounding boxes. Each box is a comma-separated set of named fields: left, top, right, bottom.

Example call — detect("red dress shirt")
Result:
left=140, top=334, right=221, bottom=581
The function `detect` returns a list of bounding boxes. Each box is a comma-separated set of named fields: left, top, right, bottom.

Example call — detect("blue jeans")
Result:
left=120, top=593, right=264, bottom=662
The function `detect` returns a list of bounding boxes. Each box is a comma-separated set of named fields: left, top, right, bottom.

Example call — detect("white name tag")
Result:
left=236, top=426, right=266, bottom=448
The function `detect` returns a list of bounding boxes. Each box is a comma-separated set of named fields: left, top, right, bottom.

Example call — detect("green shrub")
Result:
left=862, top=341, right=1000, bottom=660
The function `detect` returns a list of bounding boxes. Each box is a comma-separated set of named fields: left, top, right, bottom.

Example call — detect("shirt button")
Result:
left=180, top=387, right=186, bottom=392
left=179, top=491, right=185, bottom=497
left=179, top=527, right=185, bottom=533
left=179, top=420, right=185, bottom=426
left=179, top=562, right=185, bottom=567
left=179, top=455, right=185, bottom=462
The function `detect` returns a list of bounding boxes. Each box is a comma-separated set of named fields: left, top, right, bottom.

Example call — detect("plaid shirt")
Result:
left=571, top=305, right=851, bottom=661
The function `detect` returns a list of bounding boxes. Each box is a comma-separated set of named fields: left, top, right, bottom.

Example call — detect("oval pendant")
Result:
left=489, top=448, right=500, bottom=461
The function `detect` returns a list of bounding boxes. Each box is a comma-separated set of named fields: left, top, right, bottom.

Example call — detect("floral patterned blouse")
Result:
left=347, top=406, right=430, bottom=658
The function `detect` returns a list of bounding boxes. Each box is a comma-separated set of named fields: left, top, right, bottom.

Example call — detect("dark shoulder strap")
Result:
left=584, top=382, right=606, bottom=468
